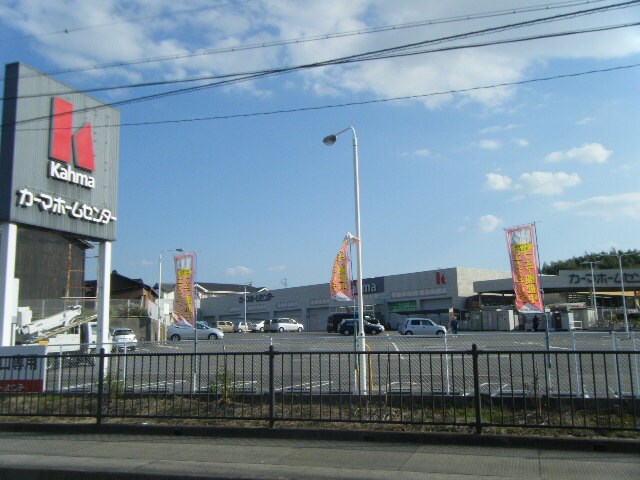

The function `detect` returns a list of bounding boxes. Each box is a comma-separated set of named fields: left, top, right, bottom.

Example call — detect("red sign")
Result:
left=50, top=97, right=95, bottom=171
left=0, top=379, right=44, bottom=393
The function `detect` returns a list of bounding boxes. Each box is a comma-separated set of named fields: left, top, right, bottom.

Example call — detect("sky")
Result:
left=1, top=0, right=640, bottom=290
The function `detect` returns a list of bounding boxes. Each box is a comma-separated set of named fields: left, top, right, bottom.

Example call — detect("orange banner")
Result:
left=330, top=235, right=354, bottom=301
left=173, top=253, right=196, bottom=325
left=505, top=224, right=544, bottom=313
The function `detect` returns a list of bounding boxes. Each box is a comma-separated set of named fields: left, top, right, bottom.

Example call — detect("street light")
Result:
left=158, top=248, right=184, bottom=340
left=600, top=253, right=637, bottom=334
left=323, top=126, right=367, bottom=394
left=581, top=261, right=601, bottom=325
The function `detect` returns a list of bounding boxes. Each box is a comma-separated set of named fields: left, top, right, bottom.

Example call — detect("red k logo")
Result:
left=436, top=272, right=446, bottom=285
left=49, top=97, right=95, bottom=171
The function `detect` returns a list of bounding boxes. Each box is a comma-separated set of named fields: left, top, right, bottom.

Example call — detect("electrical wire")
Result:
left=0, top=0, right=621, bottom=81
left=5, top=0, right=639, bottom=102
left=12, top=62, right=640, bottom=130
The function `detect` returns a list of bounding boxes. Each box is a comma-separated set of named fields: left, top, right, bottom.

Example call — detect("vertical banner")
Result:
left=330, top=234, right=354, bottom=301
left=505, top=224, right=544, bottom=313
left=174, top=253, right=196, bottom=326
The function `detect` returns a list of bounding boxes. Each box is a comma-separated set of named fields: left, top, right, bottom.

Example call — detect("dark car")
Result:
left=338, top=319, right=385, bottom=336
left=327, top=313, right=378, bottom=332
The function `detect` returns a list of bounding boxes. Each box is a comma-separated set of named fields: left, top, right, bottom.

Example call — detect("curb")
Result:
left=1, top=422, right=638, bottom=454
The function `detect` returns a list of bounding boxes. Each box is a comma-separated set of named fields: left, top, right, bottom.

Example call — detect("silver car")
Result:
left=250, top=320, right=265, bottom=332
left=264, top=318, right=304, bottom=333
left=111, top=328, right=137, bottom=351
left=168, top=322, right=224, bottom=341
left=398, top=318, right=447, bottom=336
left=234, top=321, right=252, bottom=333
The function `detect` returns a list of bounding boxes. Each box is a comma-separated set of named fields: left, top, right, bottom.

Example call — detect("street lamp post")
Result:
left=323, top=126, right=367, bottom=394
left=601, top=253, right=637, bottom=334
left=158, top=248, right=183, bottom=341
left=244, top=285, right=247, bottom=324
left=581, top=261, right=601, bottom=325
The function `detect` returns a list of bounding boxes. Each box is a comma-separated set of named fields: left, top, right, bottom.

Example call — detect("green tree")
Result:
left=541, top=249, right=640, bottom=274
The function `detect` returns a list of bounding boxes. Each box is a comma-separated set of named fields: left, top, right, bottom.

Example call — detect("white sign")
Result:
left=0, top=345, right=47, bottom=393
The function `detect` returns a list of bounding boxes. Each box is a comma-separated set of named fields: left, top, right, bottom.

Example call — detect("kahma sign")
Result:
left=0, top=63, right=120, bottom=241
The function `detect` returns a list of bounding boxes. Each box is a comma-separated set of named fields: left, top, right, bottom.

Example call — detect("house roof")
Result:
left=86, top=271, right=157, bottom=298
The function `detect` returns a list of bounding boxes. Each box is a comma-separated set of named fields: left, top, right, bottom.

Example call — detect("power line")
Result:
left=1, top=0, right=616, bottom=80
left=5, top=0, right=638, bottom=102
left=116, top=62, right=640, bottom=126
left=14, top=62, right=640, bottom=130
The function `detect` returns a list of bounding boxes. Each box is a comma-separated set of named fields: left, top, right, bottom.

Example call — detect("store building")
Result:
left=474, top=268, right=640, bottom=330
left=199, top=267, right=511, bottom=331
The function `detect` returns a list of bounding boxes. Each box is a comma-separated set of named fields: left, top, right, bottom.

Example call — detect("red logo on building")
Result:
left=49, top=97, right=95, bottom=171
left=436, top=272, right=446, bottom=285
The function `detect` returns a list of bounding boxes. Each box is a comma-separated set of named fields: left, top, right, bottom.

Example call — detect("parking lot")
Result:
left=42, top=330, right=640, bottom=399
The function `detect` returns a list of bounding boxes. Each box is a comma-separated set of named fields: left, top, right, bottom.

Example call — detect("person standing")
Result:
left=450, top=317, right=459, bottom=335
left=532, top=315, right=540, bottom=332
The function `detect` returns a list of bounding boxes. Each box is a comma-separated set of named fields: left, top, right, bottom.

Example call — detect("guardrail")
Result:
left=0, top=345, right=638, bottom=434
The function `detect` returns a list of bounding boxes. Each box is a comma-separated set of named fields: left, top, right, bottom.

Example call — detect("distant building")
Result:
left=199, top=267, right=511, bottom=331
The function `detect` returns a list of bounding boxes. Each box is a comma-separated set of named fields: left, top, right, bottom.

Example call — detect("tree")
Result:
left=541, top=249, right=640, bottom=275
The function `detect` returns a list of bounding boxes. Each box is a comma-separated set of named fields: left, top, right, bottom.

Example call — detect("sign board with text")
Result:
left=0, top=63, right=119, bottom=241
left=0, top=345, right=47, bottom=393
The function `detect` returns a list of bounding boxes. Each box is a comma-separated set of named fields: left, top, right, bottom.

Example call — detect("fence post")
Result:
left=96, top=348, right=106, bottom=426
left=269, top=344, right=275, bottom=428
left=472, top=344, right=482, bottom=434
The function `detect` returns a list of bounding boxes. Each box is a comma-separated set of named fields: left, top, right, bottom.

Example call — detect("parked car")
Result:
left=111, top=328, right=137, bottom=351
left=250, top=320, right=265, bottom=332
left=398, top=318, right=447, bottom=336
left=234, top=321, right=252, bottom=333
left=264, top=318, right=304, bottom=333
left=168, top=322, right=224, bottom=341
left=208, top=320, right=234, bottom=333
left=338, top=319, right=385, bottom=336
left=326, top=313, right=377, bottom=333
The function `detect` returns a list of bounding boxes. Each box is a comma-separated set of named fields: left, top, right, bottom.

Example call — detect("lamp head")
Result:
left=176, top=248, right=184, bottom=252
left=322, top=134, right=337, bottom=146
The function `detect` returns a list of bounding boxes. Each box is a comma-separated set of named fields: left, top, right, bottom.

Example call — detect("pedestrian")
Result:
left=450, top=317, right=459, bottom=335
left=532, top=315, right=540, bottom=332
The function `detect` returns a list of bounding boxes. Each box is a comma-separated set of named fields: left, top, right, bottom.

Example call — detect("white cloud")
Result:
left=513, top=138, right=529, bottom=147
left=479, top=139, right=501, bottom=150
left=517, top=171, right=581, bottom=195
left=477, top=214, right=502, bottom=233
left=545, top=143, right=612, bottom=164
left=485, top=173, right=513, bottom=190
left=412, top=148, right=432, bottom=157
left=226, top=266, right=254, bottom=277
left=268, top=265, right=286, bottom=272
left=4, top=2, right=640, bottom=109
left=480, top=124, right=518, bottom=134
left=554, top=192, right=640, bottom=220
left=577, top=117, right=595, bottom=125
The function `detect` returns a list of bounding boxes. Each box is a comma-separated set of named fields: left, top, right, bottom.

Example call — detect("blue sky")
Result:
left=1, top=0, right=640, bottom=289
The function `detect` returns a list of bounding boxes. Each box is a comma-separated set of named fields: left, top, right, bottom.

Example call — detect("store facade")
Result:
left=199, top=267, right=511, bottom=331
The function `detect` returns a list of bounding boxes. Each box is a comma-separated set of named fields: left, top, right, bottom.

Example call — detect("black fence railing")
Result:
left=0, top=345, right=638, bottom=433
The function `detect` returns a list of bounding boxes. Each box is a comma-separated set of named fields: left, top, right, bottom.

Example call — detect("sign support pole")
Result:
left=97, top=241, right=112, bottom=374
left=0, top=223, right=18, bottom=347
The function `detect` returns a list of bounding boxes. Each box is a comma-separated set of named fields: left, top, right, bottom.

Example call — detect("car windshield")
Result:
left=114, top=329, right=133, bottom=336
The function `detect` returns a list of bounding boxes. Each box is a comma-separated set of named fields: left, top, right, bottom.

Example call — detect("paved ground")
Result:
left=0, top=425, right=638, bottom=479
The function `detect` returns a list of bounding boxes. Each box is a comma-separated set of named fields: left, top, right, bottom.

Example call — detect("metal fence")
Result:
left=0, top=343, right=638, bottom=433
